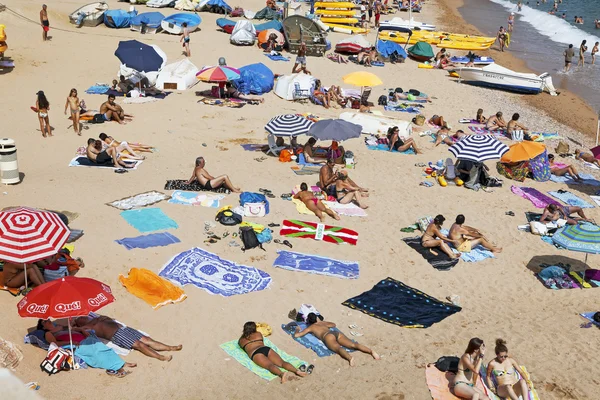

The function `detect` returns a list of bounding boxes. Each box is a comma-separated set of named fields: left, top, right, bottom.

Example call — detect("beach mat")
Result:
left=290, top=165, right=321, bottom=175
left=159, top=247, right=271, bottom=297
left=220, top=338, right=305, bottom=381
left=366, top=143, right=415, bottom=154
left=281, top=322, right=355, bottom=357
left=273, top=250, right=359, bottom=279
left=402, top=236, right=460, bottom=270
left=241, top=143, right=266, bottom=151
left=536, top=267, right=600, bottom=290
left=548, top=190, right=594, bottom=208
left=264, top=53, right=290, bottom=61
left=167, top=190, right=225, bottom=208
left=343, top=277, right=461, bottom=328
left=68, top=156, right=142, bottom=170
left=118, top=268, right=187, bottom=310
left=322, top=201, right=368, bottom=217
left=549, top=173, right=600, bottom=186
left=106, top=191, right=170, bottom=210
left=580, top=312, right=600, bottom=327
left=425, top=364, right=464, bottom=400
left=164, top=180, right=231, bottom=193
left=511, top=186, right=561, bottom=209
left=115, top=232, right=181, bottom=250
left=280, top=219, right=358, bottom=245
left=120, top=208, right=178, bottom=233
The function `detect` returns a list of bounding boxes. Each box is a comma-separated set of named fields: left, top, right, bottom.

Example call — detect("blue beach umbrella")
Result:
left=552, top=223, right=600, bottom=254
left=114, top=40, right=164, bottom=72
left=307, top=119, right=362, bottom=142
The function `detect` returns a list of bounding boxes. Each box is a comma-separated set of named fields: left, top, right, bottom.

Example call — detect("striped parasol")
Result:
left=448, top=134, right=509, bottom=162
left=552, top=223, right=600, bottom=254
left=265, top=114, right=314, bottom=136
left=196, top=66, right=241, bottom=82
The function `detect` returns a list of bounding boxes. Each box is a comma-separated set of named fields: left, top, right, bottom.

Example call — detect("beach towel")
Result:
left=220, top=338, right=305, bottom=381
left=425, top=364, right=475, bottom=400
left=102, top=89, right=170, bottom=99
left=590, top=195, right=600, bottom=207
left=119, top=268, right=187, bottom=310
left=468, top=126, right=507, bottom=137
left=120, top=208, right=178, bottom=233
left=168, top=190, right=225, bottom=208
left=343, top=277, right=461, bottom=328
left=241, top=143, right=266, bottom=151
left=115, top=232, right=181, bottom=250
left=68, top=156, right=142, bottom=170
left=384, top=105, right=421, bottom=114
left=290, top=165, right=321, bottom=175
left=85, top=84, right=110, bottom=95
left=438, top=229, right=495, bottom=262
left=264, top=53, right=290, bottom=61
left=402, top=236, right=460, bottom=270
left=549, top=172, right=600, bottom=186
left=366, top=143, right=416, bottom=154
left=584, top=161, right=600, bottom=170
left=481, top=364, right=541, bottom=400
left=198, top=97, right=247, bottom=108
left=580, top=312, right=600, bottom=327
left=106, top=191, right=170, bottom=210
left=281, top=322, right=355, bottom=357
left=536, top=266, right=600, bottom=289
left=548, top=191, right=594, bottom=208
left=74, top=334, right=125, bottom=371
left=67, top=229, right=84, bottom=243
left=159, top=247, right=271, bottom=297
left=280, top=219, right=359, bottom=245
left=322, top=201, right=368, bottom=217
left=273, top=250, right=359, bottom=279
left=123, top=97, right=159, bottom=104
left=511, top=186, right=561, bottom=209
left=164, top=179, right=231, bottom=193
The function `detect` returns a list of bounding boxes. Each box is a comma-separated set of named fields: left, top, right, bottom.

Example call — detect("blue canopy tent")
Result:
left=104, top=10, right=138, bottom=29
left=232, top=63, right=274, bottom=95
left=376, top=40, right=408, bottom=59
left=204, top=0, right=232, bottom=14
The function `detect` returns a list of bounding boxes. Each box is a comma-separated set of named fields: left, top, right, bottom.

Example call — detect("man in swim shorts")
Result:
left=186, top=156, right=241, bottom=193
left=180, top=22, right=191, bottom=57
left=292, top=42, right=311, bottom=74
left=86, top=138, right=133, bottom=168
left=564, top=44, right=575, bottom=72
left=449, top=214, right=502, bottom=253
left=40, top=4, right=49, bottom=41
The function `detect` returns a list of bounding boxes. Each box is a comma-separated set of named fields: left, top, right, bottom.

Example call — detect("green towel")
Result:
left=220, top=338, right=306, bottom=381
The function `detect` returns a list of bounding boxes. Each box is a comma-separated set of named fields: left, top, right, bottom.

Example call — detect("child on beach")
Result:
left=34, top=91, right=51, bottom=138
left=476, top=108, right=487, bottom=124
left=180, top=22, right=190, bottom=57
left=64, top=88, right=81, bottom=136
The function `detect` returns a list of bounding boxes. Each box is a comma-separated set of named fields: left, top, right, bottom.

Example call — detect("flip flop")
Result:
left=505, top=211, right=515, bottom=216
left=265, top=193, right=275, bottom=198
left=114, top=169, right=128, bottom=174
left=283, top=240, right=293, bottom=248
left=299, top=364, right=307, bottom=373
left=106, top=369, right=131, bottom=378
left=306, top=364, right=315, bottom=374
left=259, top=188, right=272, bottom=194
left=268, top=223, right=281, bottom=227
left=204, top=238, right=217, bottom=244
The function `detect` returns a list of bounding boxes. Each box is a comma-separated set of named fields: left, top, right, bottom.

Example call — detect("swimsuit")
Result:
left=241, top=339, right=271, bottom=361
left=38, top=112, right=48, bottom=118
left=96, top=150, right=112, bottom=164
left=111, top=326, right=143, bottom=350
left=311, top=198, right=318, bottom=205
left=103, top=113, right=111, bottom=121
left=203, top=180, right=213, bottom=190
left=323, top=329, right=340, bottom=341
left=457, top=239, right=472, bottom=253
left=184, top=37, right=190, bottom=43
left=296, top=56, right=306, bottom=65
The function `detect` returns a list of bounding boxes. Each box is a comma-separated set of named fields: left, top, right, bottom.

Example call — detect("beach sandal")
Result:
left=350, top=331, right=364, bottom=337
left=208, top=234, right=221, bottom=240
left=268, top=223, right=281, bottom=227
left=265, top=193, right=275, bottom=198
left=114, top=169, right=128, bottom=174
left=306, top=365, right=315, bottom=374
left=222, top=231, right=230, bottom=238
left=281, top=193, right=292, bottom=200
left=106, top=369, right=131, bottom=378
left=259, top=188, right=272, bottom=194
left=348, top=324, right=359, bottom=329
left=415, top=163, right=426, bottom=167
left=282, top=240, right=293, bottom=248
left=505, top=211, right=515, bottom=216
left=204, top=238, right=217, bottom=244
left=299, top=364, right=307, bottom=373
left=228, top=240, right=240, bottom=247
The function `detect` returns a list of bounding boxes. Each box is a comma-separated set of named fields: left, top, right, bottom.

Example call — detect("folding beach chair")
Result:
left=266, top=133, right=287, bottom=156
left=293, top=82, right=310, bottom=103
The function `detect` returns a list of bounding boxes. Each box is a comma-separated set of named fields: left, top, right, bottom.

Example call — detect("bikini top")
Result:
left=240, top=339, right=263, bottom=351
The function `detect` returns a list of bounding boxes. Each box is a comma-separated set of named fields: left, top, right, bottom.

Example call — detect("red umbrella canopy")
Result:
left=0, top=207, right=70, bottom=263
left=17, top=276, right=115, bottom=319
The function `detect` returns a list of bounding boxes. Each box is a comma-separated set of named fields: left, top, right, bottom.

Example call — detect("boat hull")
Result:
left=161, top=14, right=201, bottom=34
left=69, top=2, right=108, bottom=27
left=456, top=69, right=543, bottom=94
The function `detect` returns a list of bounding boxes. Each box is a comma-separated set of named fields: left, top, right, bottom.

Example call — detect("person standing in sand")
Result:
left=294, top=182, right=340, bottom=222
left=180, top=22, right=191, bottom=57
left=592, top=42, right=599, bottom=64
left=374, top=0, right=382, bottom=28
left=40, top=5, right=49, bottom=41
left=294, top=313, right=380, bottom=366
left=292, top=42, right=311, bottom=74
left=564, top=44, right=575, bottom=72
left=34, top=91, right=51, bottom=138
left=578, top=40, right=588, bottom=67
left=64, top=88, right=81, bottom=136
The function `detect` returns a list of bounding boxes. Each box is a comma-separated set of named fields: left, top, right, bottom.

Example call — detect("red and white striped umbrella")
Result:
left=0, top=207, right=70, bottom=263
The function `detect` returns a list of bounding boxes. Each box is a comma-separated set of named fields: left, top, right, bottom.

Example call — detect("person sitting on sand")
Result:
left=434, top=127, right=466, bottom=146
left=294, top=313, right=380, bottom=366
left=186, top=156, right=241, bottom=193
left=303, top=138, right=327, bottom=164
left=436, top=54, right=456, bottom=69
left=312, top=80, right=332, bottom=108
left=541, top=203, right=590, bottom=226
left=429, top=114, right=448, bottom=129
left=327, top=141, right=346, bottom=163
left=2, top=262, right=45, bottom=289
left=86, top=138, right=133, bottom=168
left=388, top=126, right=421, bottom=153
left=421, top=215, right=461, bottom=259
left=224, top=82, right=264, bottom=103
left=335, top=172, right=368, bottom=209
left=486, top=111, right=506, bottom=131
left=99, top=133, right=146, bottom=160
left=574, top=149, right=600, bottom=167
left=547, top=153, right=582, bottom=181
left=319, top=158, right=339, bottom=196
left=99, top=94, right=133, bottom=124
left=75, top=315, right=182, bottom=362
left=449, top=214, right=502, bottom=254
left=506, top=113, right=529, bottom=137
left=486, top=339, right=532, bottom=400
left=435, top=48, right=447, bottom=62
left=294, top=182, right=340, bottom=222
left=451, top=338, right=490, bottom=400
left=476, top=108, right=487, bottom=124
left=113, top=75, right=135, bottom=93
left=328, top=85, right=349, bottom=107
left=239, top=321, right=308, bottom=383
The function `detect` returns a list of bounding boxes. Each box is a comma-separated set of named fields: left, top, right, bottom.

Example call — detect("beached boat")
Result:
left=283, top=15, right=327, bottom=56
left=314, top=2, right=356, bottom=9
left=315, top=10, right=357, bottom=16
left=322, top=22, right=368, bottom=34
left=130, top=12, right=164, bottom=34
left=320, top=17, right=358, bottom=24
left=450, top=56, right=494, bottom=65
left=69, top=2, right=109, bottom=27
left=146, top=0, right=173, bottom=7
left=380, top=17, right=435, bottom=31
left=437, top=41, right=492, bottom=51
left=453, top=64, right=557, bottom=95
left=379, top=31, right=495, bottom=47
left=161, top=13, right=201, bottom=34
left=407, top=41, right=434, bottom=61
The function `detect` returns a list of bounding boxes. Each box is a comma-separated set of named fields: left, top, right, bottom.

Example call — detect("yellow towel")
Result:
left=240, top=221, right=265, bottom=233
left=292, top=198, right=315, bottom=215
left=119, top=268, right=186, bottom=310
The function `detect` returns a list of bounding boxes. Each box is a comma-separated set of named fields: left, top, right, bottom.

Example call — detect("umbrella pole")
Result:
left=596, top=110, right=600, bottom=146
left=23, top=262, right=28, bottom=290
left=67, top=317, right=79, bottom=369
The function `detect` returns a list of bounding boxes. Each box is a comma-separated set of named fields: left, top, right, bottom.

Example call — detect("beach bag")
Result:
left=511, top=130, right=524, bottom=142
left=240, top=226, right=264, bottom=252
left=240, top=192, right=270, bottom=214
left=279, top=149, right=293, bottom=162
left=43, top=265, right=68, bottom=282
left=555, top=141, right=569, bottom=155
left=244, top=202, right=266, bottom=218
left=593, top=312, right=600, bottom=323
left=256, top=227, right=272, bottom=244
left=413, top=115, right=425, bottom=126
left=377, top=95, right=387, bottom=106
left=215, top=209, right=243, bottom=226
left=434, top=356, right=460, bottom=373
left=40, top=344, right=71, bottom=376
left=91, top=114, right=105, bottom=124
left=296, top=304, right=324, bottom=322
left=230, top=7, right=244, bottom=17
left=417, top=216, right=432, bottom=232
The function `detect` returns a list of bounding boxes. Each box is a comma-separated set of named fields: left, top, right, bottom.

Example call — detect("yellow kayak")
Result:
left=320, top=17, right=358, bottom=24
left=436, top=41, right=492, bottom=50
left=315, top=10, right=357, bottom=16
left=378, top=32, right=430, bottom=45
left=418, top=63, right=434, bottom=69
left=323, top=22, right=368, bottom=34
left=314, top=2, right=356, bottom=8
left=414, top=31, right=495, bottom=44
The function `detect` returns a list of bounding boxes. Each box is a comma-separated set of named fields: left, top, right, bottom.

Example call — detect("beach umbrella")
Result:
left=257, top=29, right=285, bottom=46
left=590, top=145, right=600, bottom=159
left=307, top=119, right=362, bottom=142
left=552, top=223, right=600, bottom=255
left=114, top=40, right=165, bottom=72
left=448, top=134, right=509, bottom=162
left=342, top=71, right=383, bottom=87
left=265, top=114, right=313, bottom=136
left=196, top=65, right=241, bottom=82
left=0, top=207, right=70, bottom=288
left=500, top=141, right=546, bottom=163
left=17, top=276, right=115, bottom=353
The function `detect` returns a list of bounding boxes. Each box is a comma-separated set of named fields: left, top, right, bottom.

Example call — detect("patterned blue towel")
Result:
left=120, top=208, right=178, bottom=233
left=548, top=191, right=594, bottom=208
left=115, top=232, right=181, bottom=250
left=281, top=322, right=355, bottom=357
left=273, top=250, right=359, bottom=279
left=85, top=85, right=110, bottom=95
left=159, top=247, right=271, bottom=296
left=440, top=229, right=495, bottom=262
left=549, top=173, right=600, bottom=186
left=384, top=106, right=421, bottom=113
left=265, top=54, right=290, bottom=61
left=366, top=143, right=415, bottom=154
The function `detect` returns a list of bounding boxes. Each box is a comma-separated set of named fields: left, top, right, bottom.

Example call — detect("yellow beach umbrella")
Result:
left=342, top=71, right=383, bottom=87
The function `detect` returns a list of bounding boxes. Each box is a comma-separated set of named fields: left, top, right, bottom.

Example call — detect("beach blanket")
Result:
left=322, top=201, right=368, bottom=217
left=280, top=219, right=358, bottom=245
left=580, top=312, right=600, bottom=327
left=159, top=247, right=271, bottom=296
left=106, top=191, right=170, bottom=210
left=123, top=97, right=159, bottom=104
left=548, top=190, right=594, bottom=208
left=264, top=53, right=290, bottom=61
left=511, top=186, right=561, bottom=209
left=343, top=277, right=461, bottom=327
left=164, top=180, right=231, bottom=193
left=119, top=268, right=187, bottom=309
left=85, top=84, right=110, bottom=94
left=536, top=266, right=600, bottom=289
left=384, top=105, right=421, bottom=114
left=549, top=172, right=600, bottom=186
left=241, top=143, right=266, bottom=151
left=168, top=190, right=225, bottom=208
left=68, top=156, right=142, bottom=170
left=584, top=161, right=600, bottom=170
left=273, top=250, right=359, bottom=279
left=220, top=338, right=305, bottom=381
left=120, top=208, right=178, bottom=233
left=115, top=232, right=181, bottom=250
left=74, top=334, right=125, bottom=371
left=366, top=143, right=415, bottom=154
left=197, top=97, right=249, bottom=108
left=402, top=236, right=460, bottom=270
left=290, top=165, right=321, bottom=175
left=439, top=229, right=495, bottom=262
left=281, top=322, right=355, bottom=357
left=468, top=126, right=507, bottom=137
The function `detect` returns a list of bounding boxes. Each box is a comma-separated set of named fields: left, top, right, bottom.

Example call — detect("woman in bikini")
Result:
left=476, top=108, right=487, bottom=124
left=294, top=182, right=340, bottom=222
left=35, top=90, right=51, bottom=137
left=486, top=339, right=531, bottom=400
left=451, top=338, right=491, bottom=399
left=64, top=88, right=81, bottom=135
left=335, top=173, right=368, bottom=209
left=421, top=215, right=461, bottom=259
left=387, top=126, right=420, bottom=153
left=547, top=153, right=582, bottom=181
left=239, top=321, right=307, bottom=383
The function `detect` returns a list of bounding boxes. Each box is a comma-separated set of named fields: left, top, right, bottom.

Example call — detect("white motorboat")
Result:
left=453, top=64, right=557, bottom=95
left=146, top=0, right=173, bottom=8
left=380, top=17, right=435, bottom=31
left=69, top=2, right=109, bottom=27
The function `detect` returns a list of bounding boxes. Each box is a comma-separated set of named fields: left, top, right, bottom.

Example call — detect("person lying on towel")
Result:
left=486, top=339, right=532, bottom=399
left=86, top=138, right=134, bottom=168
left=99, top=133, right=147, bottom=161
left=294, top=313, right=380, bottom=366
left=294, top=182, right=339, bottom=222
left=541, top=203, right=591, bottom=226
left=449, top=214, right=502, bottom=254
left=186, top=156, right=241, bottom=193
left=224, top=82, right=264, bottom=103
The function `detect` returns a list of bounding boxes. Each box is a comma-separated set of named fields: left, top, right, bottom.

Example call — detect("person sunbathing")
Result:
left=75, top=315, right=182, bottom=362
left=239, top=321, right=308, bottom=383
left=186, top=156, right=241, bottom=193
left=99, top=94, right=132, bottom=124
left=486, top=339, right=532, bottom=400
left=328, top=85, right=348, bottom=107
left=294, top=313, right=380, bottom=366
left=506, top=113, right=529, bottom=136
left=294, top=182, right=340, bottom=221
left=312, top=80, right=332, bottom=108
left=335, top=173, right=368, bottom=209
left=303, top=138, right=327, bottom=164
left=36, top=319, right=88, bottom=347
left=476, top=108, right=487, bottom=124
left=433, top=127, right=458, bottom=146
left=2, top=262, right=45, bottom=289
left=486, top=111, right=506, bottom=131
left=327, top=141, right=346, bottom=164
left=86, top=138, right=133, bottom=169
left=541, top=203, right=590, bottom=226
left=99, top=133, right=146, bottom=160
left=449, top=214, right=502, bottom=253
left=388, top=126, right=420, bottom=153
left=429, top=114, right=448, bottom=129
left=548, top=154, right=582, bottom=181
left=224, top=82, right=264, bottom=103
left=451, top=338, right=491, bottom=400
left=393, top=89, right=432, bottom=103
left=575, top=149, right=600, bottom=167
left=435, top=48, right=447, bottom=62
left=421, top=215, right=461, bottom=259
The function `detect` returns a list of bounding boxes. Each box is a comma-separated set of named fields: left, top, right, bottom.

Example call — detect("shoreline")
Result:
left=435, top=0, right=599, bottom=140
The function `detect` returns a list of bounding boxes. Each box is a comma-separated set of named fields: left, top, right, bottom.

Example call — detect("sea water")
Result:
left=458, top=0, right=600, bottom=119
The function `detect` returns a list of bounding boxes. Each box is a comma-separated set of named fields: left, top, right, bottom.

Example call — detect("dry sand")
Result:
left=0, top=0, right=598, bottom=399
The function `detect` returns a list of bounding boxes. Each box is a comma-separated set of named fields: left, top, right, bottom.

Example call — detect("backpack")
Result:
left=215, top=209, right=243, bottom=226
left=91, top=113, right=105, bottom=124
left=256, top=228, right=273, bottom=244
left=240, top=226, right=264, bottom=252
left=40, top=345, right=71, bottom=375
left=377, top=95, right=388, bottom=106
left=434, top=356, right=460, bottom=373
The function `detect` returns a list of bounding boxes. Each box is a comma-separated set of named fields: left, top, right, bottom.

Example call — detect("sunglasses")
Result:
left=498, top=355, right=508, bottom=359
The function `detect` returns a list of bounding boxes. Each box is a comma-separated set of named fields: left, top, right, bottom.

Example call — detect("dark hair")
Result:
left=36, top=319, right=45, bottom=331
left=496, top=111, right=502, bottom=117
left=512, top=113, right=520, bottom=121
left=307, top=137, right=317, bottom=145
left=108, top=94, right=116, bottom=100
left=195, top=156, right=204, bottom=166
left=465, top=337, right=484, bottom=353
left=548, top=203, right=558, bottom=211
left=120, top=75, right=125, bottom=82
left=495, top=338, right=508, bottom=354
left=455, top=214, right=465, bottom=224
left=182, top=22, right=188, bottom=27
left=87, top=138, right=96, bottom=145
left=547, top=153, right=555, bottom=159
left=307, top=313, right=318, bottom=324
left=582, top=40, right=587, bottom=45
left=69, top=88, right=77, bottom=96
left=242, top=321, right=257, bottom=339
left=477, top=108, right=483, bottom=116
left=225, top=82, right=232, bottom=88
left=456, top=130, right=464, bottom=134
left=300, top=182, right=308, bottom=191
left=327, top=158, right=335, bottom=164
left=99, top=133, right=108, bottom=141
left=569, top=44, right=574, bottom=48
left=434, top=215, right=445, bottom=225
left=37, top=91, right=49, bottom=110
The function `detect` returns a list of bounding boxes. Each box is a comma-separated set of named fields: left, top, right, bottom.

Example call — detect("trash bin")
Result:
left=0, top=138, right=20, bottom=184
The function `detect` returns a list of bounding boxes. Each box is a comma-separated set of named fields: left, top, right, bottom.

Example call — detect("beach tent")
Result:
left=174, top=0, right=197, bottom=11
left=230, top=20, right=256, bottom=46
left=233, top=63, right=274, bottom=95
left=274, top=74, right=315, bottom=101
left=376, top=40, right=407, bottom=60
left=201, top=0, right=232, bottom=14
left=257, top=29, right=285, bottom=47
left=156, top=59, right=199, bottom=90
left=254, top=7, right=281, bottom=21
left=407, top=41, right=434, bottom=61
left=104, top=9, right=138, bottom=28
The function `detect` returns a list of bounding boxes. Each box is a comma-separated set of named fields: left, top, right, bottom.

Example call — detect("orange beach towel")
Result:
left=119, top=268, right=186, bottom=310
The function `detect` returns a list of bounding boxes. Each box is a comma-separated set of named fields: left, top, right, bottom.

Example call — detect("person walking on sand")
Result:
left=507, top=13, right=515, bottom=33
left=578, top=40, right=588, bottom=67
left=180, top=22, right=190, bottom=57
left=34, top=91, right=51, bottom=138
left=292, top=42, right=311, bottom=74
left=497, top=26, right=507, bottom=52
left=592, top=42, right=599, bottom=65
left=564, top=44, right=575, bottom=72
left=517, top=1, right=522, bottom=11
left=40, top=4, right=49, bottom=41
left=64, top=88, right=81, bottom=136
left=374, top=0, right=382, bottom=28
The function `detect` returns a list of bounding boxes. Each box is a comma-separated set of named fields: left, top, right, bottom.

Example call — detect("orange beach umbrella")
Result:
left=500, top=141, right=546, bottom=163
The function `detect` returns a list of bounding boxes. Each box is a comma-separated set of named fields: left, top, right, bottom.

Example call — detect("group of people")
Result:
left=564, top=40, right=598, bottom=71
left=85, top=132, right=151, bottom=168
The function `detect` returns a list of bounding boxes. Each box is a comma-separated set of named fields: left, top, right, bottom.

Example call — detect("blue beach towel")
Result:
left=241, top=143, right=266, bottom=151
left=120, top=208, right=178, bottom=233
left=159, top=247, right=271, bottom=296
left=115, top=232, right=181, bottom=250
left=74, top=334, right=125, bottom=371
left=384, top=105, right=421, bottom=113
left=581, top=312, right=600, bottom=327
left=440, top=229, right=495, bottom=262
left=264, top=53, right=290, bottom=61
left=548, top=191, right=594, bottom=208
left=549, top=173, right=600, bottom=186
left=85, top=85, right=110, bottom=95
left=273, top=250, right=359, bottom=279
left=281, top=322, right=355, bottom=357
left=367, top=143, right=415, bottom=154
